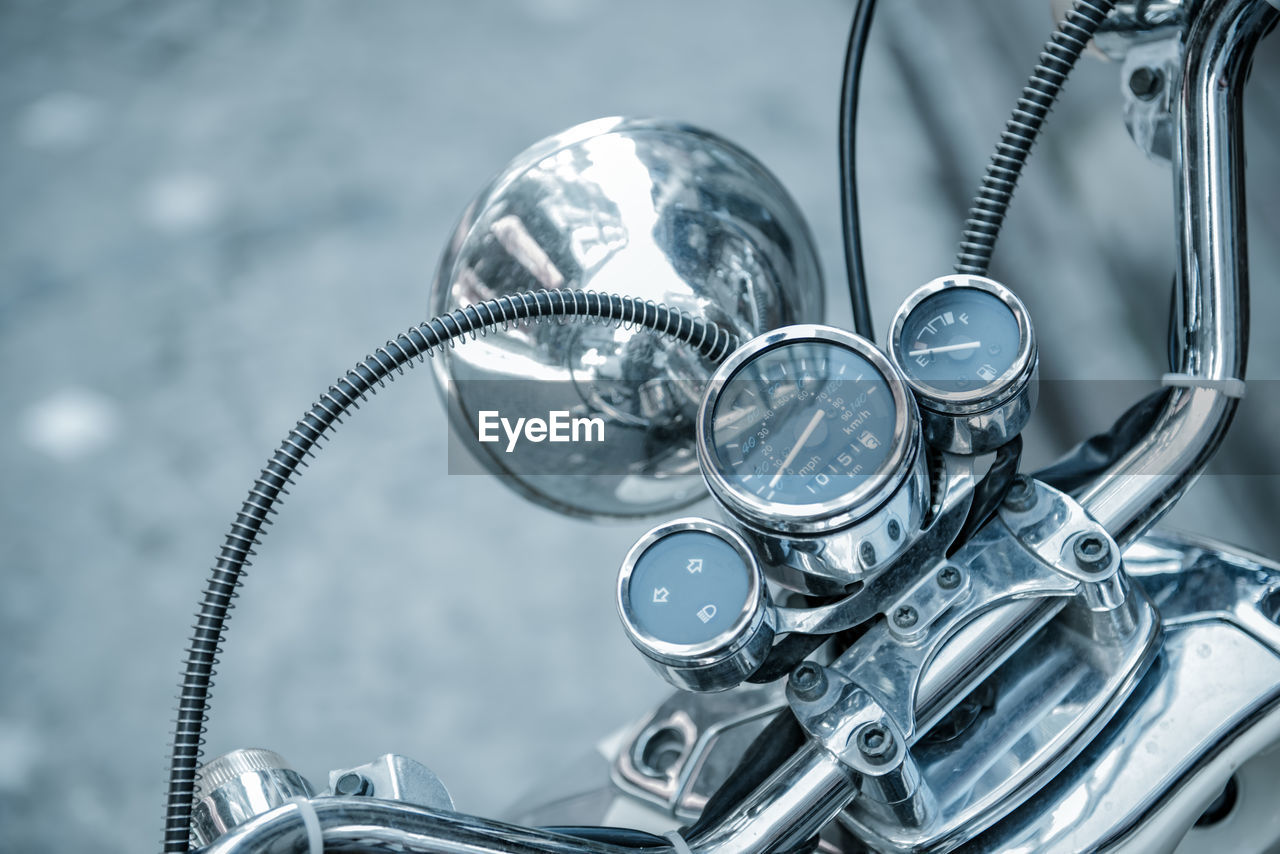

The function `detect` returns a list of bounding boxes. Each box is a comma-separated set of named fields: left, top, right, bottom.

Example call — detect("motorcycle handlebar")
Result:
left=1078, top=0, right=1276, bottom=544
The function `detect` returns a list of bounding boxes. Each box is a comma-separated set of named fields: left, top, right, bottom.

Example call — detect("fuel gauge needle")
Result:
left=909, top=340, right=982, bottom=357
left=770, top=409, right=825, bottom=488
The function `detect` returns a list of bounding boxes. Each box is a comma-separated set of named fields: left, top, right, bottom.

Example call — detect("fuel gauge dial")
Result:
left=889, top=275, right=1036, bottom=454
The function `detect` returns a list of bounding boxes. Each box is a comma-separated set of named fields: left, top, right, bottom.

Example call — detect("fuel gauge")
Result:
left=889, top=275, right=1037, bottom=454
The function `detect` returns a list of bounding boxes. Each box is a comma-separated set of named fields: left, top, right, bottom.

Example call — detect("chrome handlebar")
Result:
left=203, top=798, right=640, bottom=854
left=1079, top=0, right=1276, bottom=544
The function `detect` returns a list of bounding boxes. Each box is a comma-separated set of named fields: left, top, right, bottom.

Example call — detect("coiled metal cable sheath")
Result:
left=162, top=290, right=740, bottom=852
left=955, top=0, right=1116, bottom=275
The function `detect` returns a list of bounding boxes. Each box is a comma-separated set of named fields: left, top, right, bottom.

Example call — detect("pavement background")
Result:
left=1, top=2, right=1278, bottom=852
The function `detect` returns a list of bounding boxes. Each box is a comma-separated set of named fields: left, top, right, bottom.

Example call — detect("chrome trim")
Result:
left=916, top=373, right=1037, bottom=456
left=888, top=275, right=1036, bottom=413
left=697, top=324, right=921, bottom=536
left=888, top=275, right=1037, bottom=454
left=1079, top=0, right=1277, bottom=545
left=203, top=798, right=637, bottom=854
left=736, top=446, right=932, bottom=595
left=772, top=452, right=976, bottom=635
left=191, top=749, right=315, bottom=847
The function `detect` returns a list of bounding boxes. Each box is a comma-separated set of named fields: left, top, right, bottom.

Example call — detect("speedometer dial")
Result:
left=711, top=343, right=896, bottom=504
left=698, top=326, right=920, bottom=535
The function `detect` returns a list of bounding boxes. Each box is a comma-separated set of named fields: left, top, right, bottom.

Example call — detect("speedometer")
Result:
left=697, top=325, right=921, bottom=536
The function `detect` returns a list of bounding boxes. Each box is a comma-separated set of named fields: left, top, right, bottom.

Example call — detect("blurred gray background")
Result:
left=1, top=1, right=1278, bottom=851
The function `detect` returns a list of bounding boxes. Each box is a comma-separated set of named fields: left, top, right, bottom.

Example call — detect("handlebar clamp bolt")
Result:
left=334, top=772, right=372, bottom=797
left=855, top=723, right=896, bottom=764
left=790, top=661, right=828, bottom=701
left=1003, top=475, right=1037, bottom=512
left=1073, top=533, right=1112, bottom=573
left=893, top=605, right=919, bottom=629
left=1129, top=66, right=1164, bottom=101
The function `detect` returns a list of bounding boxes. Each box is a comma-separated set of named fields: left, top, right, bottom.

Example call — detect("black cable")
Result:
left=746, top=632, right=828, bottom=684
left=950, top=435, right=1023, bottom=555
left=1033, top=269, right=1179, bottom=496
left=162, top=290, right=739, bottom=853
left=839, top=0, right=879, bottom=339
left=540, top=826, right=670, bottom=848
left=683, top=707, right=807, bottom=839
left=955, top=0, right=1116, bottom=275
left=1034, top=388, right=1172, bottom=495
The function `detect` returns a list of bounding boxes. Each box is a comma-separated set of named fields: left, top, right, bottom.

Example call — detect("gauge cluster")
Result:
left=617, top=274, right=1038, bottom=690
left=617, top=275, right=1037, bottom=661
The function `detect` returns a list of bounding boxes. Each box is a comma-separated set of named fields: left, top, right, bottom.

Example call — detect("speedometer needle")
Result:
left=769, top=409, right=825, bottom=488
left=908, top=340, right=982, bottom=357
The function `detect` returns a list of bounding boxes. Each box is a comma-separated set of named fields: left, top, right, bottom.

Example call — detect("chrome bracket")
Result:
left=326, top=754, right=454, bottom=812
left=806, top=479, right=1160, bottom=852
left=610, top=683, right=787, bottom=819
left=788, top=667, right=935, bottom=831
left=772, top=453, right=976, bottom=636
left=1120, top=34, right=1185, bottom=161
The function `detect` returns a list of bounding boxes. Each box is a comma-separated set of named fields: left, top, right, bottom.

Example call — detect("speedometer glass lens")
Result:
left=710, top=341, right=898, bottom=507
left=897, top=288, right=1021, bottom=394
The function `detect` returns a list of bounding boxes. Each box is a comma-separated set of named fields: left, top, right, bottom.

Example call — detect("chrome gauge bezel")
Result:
left=888, top=275, right=1036, bottom=416
left=616, top=517, right=767, bottom=664
left=697, top=325, right=921, bottom=537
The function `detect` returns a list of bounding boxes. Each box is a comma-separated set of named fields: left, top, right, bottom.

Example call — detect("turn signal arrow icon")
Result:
left=687, top=558, right=703, bottom=574
left=653, top=587, right=670, bottom=604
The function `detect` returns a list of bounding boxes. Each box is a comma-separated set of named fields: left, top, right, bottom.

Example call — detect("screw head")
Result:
left=790, top=661, right=828, bottom=701
left=937, top=566, right=962, bottom=590
left=1073, top=533, right=1112, bottom=572
left=893, top=605, right=919, bottom=629
left=887, top=520, right=901, bottom=541
left=1129, top=66, right=1164, bottom=100
left=859, top=541, right=877, bottom=567
left=1003, top=475, right=1037, bottom=512
left=855, top=723, right=895, bottom=764
left=334, top=772, right=371, bottom=797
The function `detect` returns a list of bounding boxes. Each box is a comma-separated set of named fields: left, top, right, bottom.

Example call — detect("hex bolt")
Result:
left=855, top=723, right=896, bottom=764
left=1129, top=66, right=1164, bottom=100
left=859, top=540, right=877, bottom=567
left=937, top=566, right=962, bottom=590
left=1073, top=533, right=1112, bottom=572
left=893, top=605, right=919, bottom=629
left=887, top=520, right=901, bottom=541
left=790, top=661, right=828, bottom=702
left=1003, top=475, right=1037, bottom=512
left=334, top=772, right=372, bottom=797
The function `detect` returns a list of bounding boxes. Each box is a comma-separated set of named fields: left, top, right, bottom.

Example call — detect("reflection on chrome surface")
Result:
left=430, top=117, right=823, bottom=518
